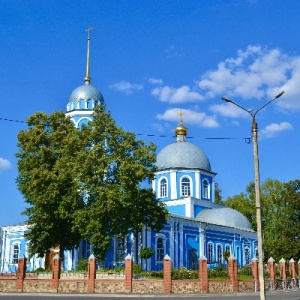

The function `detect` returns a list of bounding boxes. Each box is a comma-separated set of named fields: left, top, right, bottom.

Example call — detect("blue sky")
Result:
left=1, top=0, right=300, bottom=226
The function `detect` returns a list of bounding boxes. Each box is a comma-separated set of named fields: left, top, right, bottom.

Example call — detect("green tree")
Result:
left=73, top=105, right=168, bottom=259
left=214, top=182, right=222, bottom=204
left=223, top=178, right=300, bottom=261
left=16, top=112, right=85, bottom=259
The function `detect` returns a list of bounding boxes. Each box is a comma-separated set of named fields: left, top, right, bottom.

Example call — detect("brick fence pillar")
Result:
left=267, top=257, right=276, bottom=290
left=289, top=258, right=296, bottom=284
left=16, top=255, right=27, bottom=292
left=279, top=258, right=286, bottom=289
left=252, top=257, right=259, bottom=292
left=228, top=255, right=238, bottom=292
left=298, top=260, right=300, bottom=278
left=163, top=254, right=172, bottom=293
left=51, top=254, right=61, bottom=292
left=199, top=256, right=208, bottom=293
left=124, top=254, right=133, bottom=293
left=87, top=254, right=96, bottom=293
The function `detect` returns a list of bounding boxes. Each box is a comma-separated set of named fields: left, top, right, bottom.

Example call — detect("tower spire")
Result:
left=84, top=25, right=93, bottom=84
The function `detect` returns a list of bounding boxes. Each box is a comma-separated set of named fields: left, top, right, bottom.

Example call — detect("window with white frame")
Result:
left=208, top=243, right=214, bottom=263
left=115, top=237, right=126, bottom=262
left=156, top=237, right=165, bottom=262
left=159, top=178, right=167, bottom=198
left=217, top=244, right=223, bottom=263
left=203, top=179, right=210, bottom=199
left=12, top=243, right=20, bottom=264
left=181, top=177, right=191, bottom=196
left=245, top=247, right=251, bottom=265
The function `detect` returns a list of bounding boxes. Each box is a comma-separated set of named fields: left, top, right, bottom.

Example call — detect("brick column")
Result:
left=51, top=254, right=61, bottom=292
left=87, top=254, right=96, bottom=293
left=279, top=258, right=286, bottom=289
left=289, top=258, right=296, bottom=285
left=252, top=257, right=259, bottom=292
left=267, top=257, right=276, bottom=290
left=16, top=255, right=27, bottom=292
left=124, top=254, right=133, bottom=293
left=163, top=254, right=172, bottom=293
left=298, top=260, right=300, bottom=278
left=199, top=256, right=208, bottom=293
left=228, top=255, right=238, bottom=292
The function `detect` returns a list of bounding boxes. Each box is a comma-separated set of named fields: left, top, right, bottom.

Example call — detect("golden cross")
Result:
left=177, top=109, right=185, bottom=124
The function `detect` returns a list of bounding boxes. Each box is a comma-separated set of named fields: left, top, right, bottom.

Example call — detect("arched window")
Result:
left=156, top=237, right=165, bottom=262
left=160, top=178, right=167, bottom=198
left=225, top=245, right=231, bottom=254
left=12, top=244, right=20, bottom=264
left=208, top=243, right=214, bottom=263
left=217, top=244, right=223, bottom=263
left=203, top=179, right=210, bottom=199
left=115, top=237, right=126, bottom=262
left=245, top=247, right=251, bottom=265
left=181, top=177, right=191, bottom=197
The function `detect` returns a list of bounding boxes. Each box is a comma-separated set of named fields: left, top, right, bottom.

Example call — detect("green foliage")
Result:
left=114, top=266, right=125, bottom=273
left=214, top=182, right=223, bottom=204
left=16, top=105, right=169, bottom=260
left=238, top=266, right=252, bottom=276
left=140, top=247, right=155, bottom=260
left=171, top=268, right=198, bottom=279
left=72, top=105, right=169, bottom=259
left=223, top=178, right=300, bottom=261
left=16, top=111, right=84, bottom=258
left=208, top=264, right=229, bottom=279
left=222, top=251, right=230, bottom=262
left=133, top=264, right=142, bottom=275
left=76, top=259, right=88, bottom=271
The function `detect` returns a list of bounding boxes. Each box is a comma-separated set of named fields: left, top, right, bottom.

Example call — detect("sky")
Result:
left=1, top=0, right=300, bottom=226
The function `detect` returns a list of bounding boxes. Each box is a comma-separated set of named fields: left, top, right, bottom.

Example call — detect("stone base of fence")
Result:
left=1, top=254, right=299, bottom=294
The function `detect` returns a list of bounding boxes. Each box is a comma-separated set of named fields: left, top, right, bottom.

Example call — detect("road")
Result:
left=0, top=291, right=300, bottom=300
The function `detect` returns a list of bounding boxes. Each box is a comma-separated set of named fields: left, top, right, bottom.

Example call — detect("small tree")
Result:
left=140, top=247, right=155, bottom=271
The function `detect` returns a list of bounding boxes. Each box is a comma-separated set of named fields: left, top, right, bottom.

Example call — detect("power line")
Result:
left=0, top=116, right=251, bottom=143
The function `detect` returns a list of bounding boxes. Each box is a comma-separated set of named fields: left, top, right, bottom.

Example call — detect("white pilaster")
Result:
left=170, top=171, right=177, bottom=199
left=195, top=172, right=200, bottom=199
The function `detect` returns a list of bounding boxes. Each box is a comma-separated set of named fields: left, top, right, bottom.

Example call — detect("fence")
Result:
left=0, top=254, right=299, bottom=294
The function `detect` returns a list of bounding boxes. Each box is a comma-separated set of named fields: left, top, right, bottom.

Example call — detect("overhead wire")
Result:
left=0, top=116, right=252, bottom=143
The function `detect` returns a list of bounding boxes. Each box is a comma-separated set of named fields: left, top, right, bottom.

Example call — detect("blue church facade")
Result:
left=0, top=31, right=257, bottom=273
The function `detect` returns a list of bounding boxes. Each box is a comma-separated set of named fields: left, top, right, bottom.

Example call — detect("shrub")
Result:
left=76, top=258, right=88, bottom=271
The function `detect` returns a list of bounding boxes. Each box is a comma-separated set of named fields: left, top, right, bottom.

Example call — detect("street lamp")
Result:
left=221, top=91, right=285, bottom=300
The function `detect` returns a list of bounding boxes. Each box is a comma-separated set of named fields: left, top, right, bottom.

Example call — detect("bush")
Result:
left=208, top=264, right=228, bottom=279
left=171, top=268, right=198, bottom=280
left=133, top=264, right=142, bottom=275
left=76, top=258, right=88, bottom=271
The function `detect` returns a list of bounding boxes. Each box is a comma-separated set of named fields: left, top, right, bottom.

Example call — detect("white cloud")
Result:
left=156, top=108, right=219, bottom=128
left=109, top=81, right=143, bottom=94
left=0, top=158, right=12, bottom=173
left=148, top=77, right=163, bottom=85
left=151, top=122, right=172, bottom=133
left=210, top=103, right=250, bottom=119
left=260, top=122, right=293, bottom=138
left=198, top=45, right=300, bottom=111
left=151, top=85, right=203, bottom=103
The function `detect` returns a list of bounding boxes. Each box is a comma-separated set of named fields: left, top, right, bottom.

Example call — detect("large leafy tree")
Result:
left=223, top=178, right=300, bottom=261
left=16, top=112, right=85, bottom=258
left=16, top=105, right=168, bottom=260
left=73, top=105, right=168, bottom=258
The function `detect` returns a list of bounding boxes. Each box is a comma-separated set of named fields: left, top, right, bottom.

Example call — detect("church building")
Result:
left=0, top=30, right=257, bottom=273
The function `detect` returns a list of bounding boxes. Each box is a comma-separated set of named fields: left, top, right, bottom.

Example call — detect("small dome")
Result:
left=196, top=207, right=254, bottom=231
left=156, top=141, right=211, bottom=171
left=69, top=83, right=104, bottom=104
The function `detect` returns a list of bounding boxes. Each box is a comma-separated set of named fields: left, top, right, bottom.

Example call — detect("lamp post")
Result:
left=221, top=91, right=285, bottom=300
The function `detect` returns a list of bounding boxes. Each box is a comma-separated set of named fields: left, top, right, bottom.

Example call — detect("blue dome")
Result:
left=156, top=141, right=211, bottom=171
left=69, top=83, right=104, bottom=104
left=196, top=207, right=254, bottom=231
